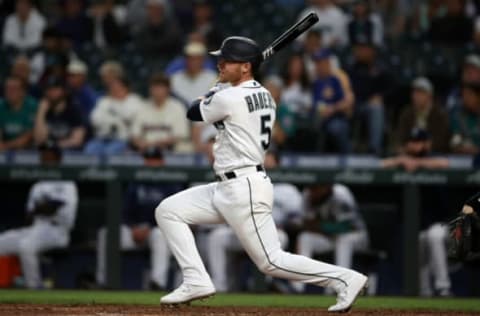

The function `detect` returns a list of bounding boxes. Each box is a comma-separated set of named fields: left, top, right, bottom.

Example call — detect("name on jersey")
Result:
left=244, top=92, right=275, bottom=113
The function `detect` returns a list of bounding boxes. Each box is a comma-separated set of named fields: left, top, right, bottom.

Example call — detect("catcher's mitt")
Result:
left=447, top=212, right=480, bottom=261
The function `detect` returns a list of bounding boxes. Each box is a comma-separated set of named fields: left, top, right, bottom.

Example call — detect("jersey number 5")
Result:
left=260, top=114, right=272, bottom=150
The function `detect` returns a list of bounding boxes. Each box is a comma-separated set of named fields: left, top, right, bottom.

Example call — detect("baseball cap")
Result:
left=312, top=48, right=332, bottom=61
left=464, top=54, right=480, bottom=68
left=184, top=42, right=207, bottom=56
left=409, top=127, right=430, bottom=142
left=67, top=59, right=88, bottom=75
left=412, top=77, right=433, bottom=94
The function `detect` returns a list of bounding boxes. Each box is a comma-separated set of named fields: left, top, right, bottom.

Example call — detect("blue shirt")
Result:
left=70, top=84, right=98, bottom=120
left=312, top=73, right=345, bottom=115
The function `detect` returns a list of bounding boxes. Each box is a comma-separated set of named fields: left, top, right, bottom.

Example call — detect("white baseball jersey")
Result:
left=199, top=80, right=276, bottom=173
left=26, top=181, right=79, bottom=230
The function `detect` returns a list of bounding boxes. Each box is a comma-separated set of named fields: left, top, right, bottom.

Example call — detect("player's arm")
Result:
left=187, top=90, right=231, bottom=123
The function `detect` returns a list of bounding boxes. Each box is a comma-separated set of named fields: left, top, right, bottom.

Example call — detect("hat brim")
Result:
left=209, top=50, right=222, bottom=57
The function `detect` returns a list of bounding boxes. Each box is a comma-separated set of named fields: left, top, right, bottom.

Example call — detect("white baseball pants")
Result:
left=207, top=224, right=288, bottom=292
left=0, top=221, right=69, bottom=288
left=96, top=225, right=170, bottom=287
left=419, top=223, right=450, bottom=296
left=155, top=172, right=354, bottom=292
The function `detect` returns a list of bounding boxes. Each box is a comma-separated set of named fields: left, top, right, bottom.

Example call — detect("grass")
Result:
left=0, top=290, right=479, bottom=311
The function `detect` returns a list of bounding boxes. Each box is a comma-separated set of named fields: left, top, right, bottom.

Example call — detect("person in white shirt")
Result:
left=2, top=0, right=46, bottom=52
left=0, top=181, right=78, bottom=288
left=170, top=41, right=218, bottom=153
left=85, top=76, right=144, bottom=155
left=131, top=73, right=190, bottom=153
left=297, top=0, right=348, bottom=48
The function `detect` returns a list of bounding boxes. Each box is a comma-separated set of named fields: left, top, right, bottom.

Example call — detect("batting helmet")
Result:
left=209, top=36, right=262, bottom=66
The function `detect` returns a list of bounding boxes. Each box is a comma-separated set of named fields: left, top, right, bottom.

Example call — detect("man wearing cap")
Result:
left=66, top=59, right=99, bottom=120
left=312, top=48, right=354, bottom=153
left=396, top=77, right=450, bottom=154
left=171, top=41, right=218, bottom=105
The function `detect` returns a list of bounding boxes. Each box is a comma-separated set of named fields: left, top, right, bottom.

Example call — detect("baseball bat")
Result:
left=261, top=12, right=319, bottom=60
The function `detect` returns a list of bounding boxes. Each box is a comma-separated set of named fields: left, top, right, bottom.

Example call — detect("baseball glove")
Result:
left=447, top=212, right=480, bottom=261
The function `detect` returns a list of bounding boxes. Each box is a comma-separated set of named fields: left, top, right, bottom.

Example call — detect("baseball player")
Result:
left=155, top=36, right=367, bottom=312
left=207, top=151, right=302, bottom=292
left=0, top=180, right=78, bottom=288
left=293, top=183, right=369, bottom=293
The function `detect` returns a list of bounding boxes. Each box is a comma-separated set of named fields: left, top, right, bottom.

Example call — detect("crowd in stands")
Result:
left=1, top=0, right=480, bottom=160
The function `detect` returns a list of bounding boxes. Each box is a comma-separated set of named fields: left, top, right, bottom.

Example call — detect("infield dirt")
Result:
left=0, top=304, right=477, bottom=316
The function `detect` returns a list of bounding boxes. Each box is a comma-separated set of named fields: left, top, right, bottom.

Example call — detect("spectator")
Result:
left=382, top=128, right=449, bottom=172
left=2, top=0, right=46, bottom=53
left=189, top=0, right=223, bottom=52
left=0, top=76, right=37, bottom=151
left=9, top=55, right=41, bottom=98
left=66, top=59, right=99, bottom=120
left=300, top=30, right=328, bottom=82
left=281, top=53, right=315, bottom=152
left=0, top=180, right=78, bottom=289
left=96, top=150, right=183, bottom=289
left=164, top=33, right=217, bottom=75
left=170, top=42, right=217, bottom=105
left=30, top=27, right=73, bottom=86
left=396, top=77, right=450, bottom=154
left=134, top=0, right=182, bottom=60
left=292, top=183, right=368, bottom=293
left=85, top=76, right=144, bottom=155
left=98, top=60, right=125, bottom=93
left=346, top=39, right=392, bottom=154
left=263, top=76, right=295, bottom=151
left=34, top=77, right=86, bottom=150
left=347, top=0, right=384, bottom=47
left=410, top=0, right=446, bottom=39
left=131, top=74, right=190, bottom=153
left=429, top=0, right=473, bottom=45
left=312, top=49, right=354, bottom=153
left=208, top=151, right=302, bottom=292
left=88, top=0, right=125, bottom=50
left=296, top=0, right=348, bottom=48
left=450, top=83, right=480, bottom=154
left=56, top=0, right=93, bottom=50
left=446, top=54, right=480, bottom=110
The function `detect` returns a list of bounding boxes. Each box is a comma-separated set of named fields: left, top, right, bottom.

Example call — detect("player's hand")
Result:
left=131, top=226, right=150, bottom=245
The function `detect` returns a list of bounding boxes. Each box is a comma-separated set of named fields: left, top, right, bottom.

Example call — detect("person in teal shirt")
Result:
left=0, top=76, right=38, bottom=151
left=450, top=83, right=480, bottom=154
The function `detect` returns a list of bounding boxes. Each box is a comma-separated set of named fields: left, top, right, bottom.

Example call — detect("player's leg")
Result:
left=335, top=231, right=369, bottom=269
left=0, top=228, right=29, bottom=255
left=207, top=225, right=239, bottom=292
left=149, top=227, right=170, bottom=289
left=18, top=222, right=69, bottom=288
left=418, top=229, right=433, bottom=297
left=155, top=183, right=222, bottom=303
left=426, top=223, right=451, bottom=296
left=96, top=225, right=134, bottom=286
left=215, top=174, right=366, bottom=312
left=293, top=232, right=334, bottom=292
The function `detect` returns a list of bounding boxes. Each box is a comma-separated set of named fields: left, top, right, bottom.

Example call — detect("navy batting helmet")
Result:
left=209, top=36, right=262, bottom=66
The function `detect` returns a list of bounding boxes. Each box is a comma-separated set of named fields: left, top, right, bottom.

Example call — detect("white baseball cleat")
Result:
left=160, top=283, right=216, bottom=305
left=328, top=273, right=368, bottom=313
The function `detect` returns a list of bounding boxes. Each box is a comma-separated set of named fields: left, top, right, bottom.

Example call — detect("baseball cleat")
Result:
left=327, top=273, right=368, bottom=313
left=160, top=283, right=216, bottom=305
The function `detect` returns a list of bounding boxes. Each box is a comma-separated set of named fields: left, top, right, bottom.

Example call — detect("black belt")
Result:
left=215, top=165, right=264, bottom=181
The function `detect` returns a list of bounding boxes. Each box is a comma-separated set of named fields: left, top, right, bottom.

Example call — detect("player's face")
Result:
left=217, top=59, right=248, bottom=85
